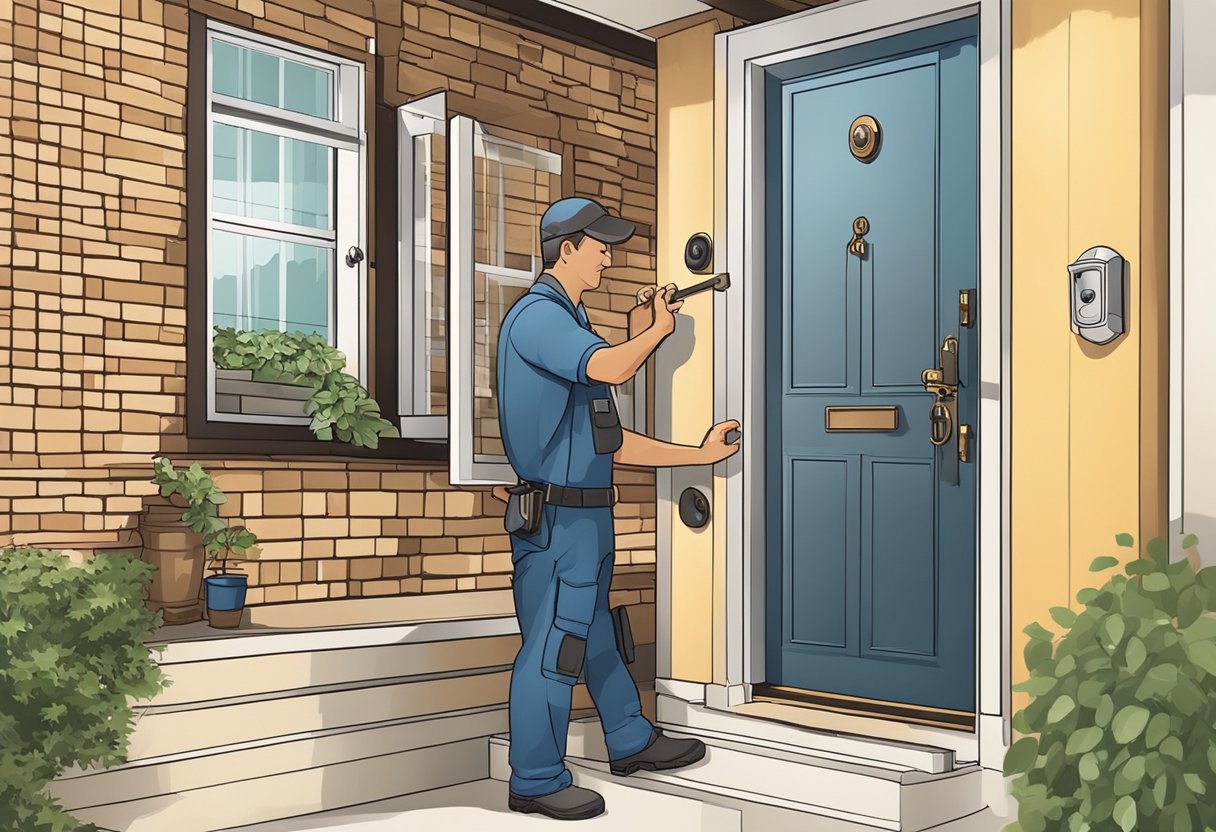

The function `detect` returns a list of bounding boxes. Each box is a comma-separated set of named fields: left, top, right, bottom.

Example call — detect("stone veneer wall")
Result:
left=0, top=0, right=658, bottom=606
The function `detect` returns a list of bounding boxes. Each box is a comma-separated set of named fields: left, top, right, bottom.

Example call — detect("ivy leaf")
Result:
left=1142, top=573, right=1170, bottom=592
left=1047, top=695, right=1076, bottom=724
left=1004, top=736, right=1039, bottom=775
left=1115, top=533, right=1135, bottom=548
left=1186, top=639, right=1216, bottom=678
left=1049, top=606, right=1077, bottom=628
left=1181, top=533, right=1198, bottom=550
left=1112, top=795, right=1137, bottom=832
left=1111, top=705, right=1150, bottom=744
left=1145, top=537, right=1169, bottom=566
left=1066, top=727, right=1103, bottom=755
left=1091, top=556, right=1119, bottom=572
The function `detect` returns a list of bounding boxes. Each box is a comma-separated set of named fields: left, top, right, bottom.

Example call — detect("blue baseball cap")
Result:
left=540, top=197, right=635, bottom=245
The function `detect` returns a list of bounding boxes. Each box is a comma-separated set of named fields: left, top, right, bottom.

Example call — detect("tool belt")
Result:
left=541, top=482, right=616, bottom=508
left=504, top=481, right=616, bottom=539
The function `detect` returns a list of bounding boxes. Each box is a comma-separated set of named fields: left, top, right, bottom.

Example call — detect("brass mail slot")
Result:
left=824, top=405, right=899, bottom=432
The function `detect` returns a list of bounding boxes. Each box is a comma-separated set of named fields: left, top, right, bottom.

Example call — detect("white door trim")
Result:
left=1170, top=0, right=1216, bottom=566
left=704, top=0, right=1011, bottom=770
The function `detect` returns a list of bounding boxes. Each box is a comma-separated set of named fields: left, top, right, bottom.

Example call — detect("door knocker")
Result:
left=849, top=115, right=881, bottom=162
left=848, top=216, right=869, bottom=258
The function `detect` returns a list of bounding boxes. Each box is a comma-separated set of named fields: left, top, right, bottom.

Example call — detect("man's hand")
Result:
left=699, top=420, right=742, bottom=465
left=637, top=284, right=683, bottom=338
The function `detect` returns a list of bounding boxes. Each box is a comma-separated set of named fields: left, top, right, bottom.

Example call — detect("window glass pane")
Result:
left=474, top=137, right=559, bottom=274
left=211, top=38, right=333, bottom=120
left=469, top=134, right=560, bottom=458
left=473, top=271, right=530, bottom=458
left=285, top=242, right=330, bottom=338
left=211, top=230, right=331, bottom=341
left=284, top=137, right=330, bottom=229
left=412, top=133, right=447, bottom=416
left=283, top=59, right=330, bottom=120
left=212, top=125, right=331, bottom=230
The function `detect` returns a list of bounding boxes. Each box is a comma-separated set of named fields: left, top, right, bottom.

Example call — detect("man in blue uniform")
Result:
left=495, top=197, right=741, bottom=820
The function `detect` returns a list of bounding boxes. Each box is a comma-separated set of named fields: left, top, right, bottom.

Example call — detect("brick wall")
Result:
left=0, top=0, right=658, bottom=608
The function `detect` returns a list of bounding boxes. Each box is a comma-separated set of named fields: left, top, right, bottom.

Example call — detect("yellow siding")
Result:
left=1012, top=0, right=1169, bottom=702
left=657, top=21, right=720, bottom=683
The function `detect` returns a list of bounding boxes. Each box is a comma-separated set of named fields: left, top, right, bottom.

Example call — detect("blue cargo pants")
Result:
left=507, top=503, right=655, bottom=797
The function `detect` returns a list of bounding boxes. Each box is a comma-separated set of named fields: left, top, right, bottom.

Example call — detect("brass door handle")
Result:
left=922, top=335, right=963, bottom=451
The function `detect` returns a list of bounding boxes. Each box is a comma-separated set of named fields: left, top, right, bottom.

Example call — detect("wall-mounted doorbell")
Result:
left=685, top=233, right=713, bottom=273
left=1068, top=246, right=1125, bottom=345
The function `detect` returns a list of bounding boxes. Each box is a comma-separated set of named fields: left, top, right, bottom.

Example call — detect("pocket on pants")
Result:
left=541, top=579, right=598, bottom=686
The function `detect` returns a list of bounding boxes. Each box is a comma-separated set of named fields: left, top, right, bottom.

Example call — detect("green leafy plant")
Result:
left=0, top=546, right=168, bottom=832
left=212, top=326, right=399, bottom=449
left=152, top=456, right=258, bottom=575
left=1003, top=534, right=1216, bottom=832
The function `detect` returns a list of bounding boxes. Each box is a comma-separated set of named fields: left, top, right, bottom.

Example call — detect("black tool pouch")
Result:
left=590, top=395, right=624, bottom=455
left=611, top=605, right=636, bottom=665
left=503, top=481, right=543, bottom=537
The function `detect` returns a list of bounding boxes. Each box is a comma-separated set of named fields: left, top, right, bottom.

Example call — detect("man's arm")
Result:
left=585, top=286, right=682, bottom=385
left=612, top=421, right=740, bottom=468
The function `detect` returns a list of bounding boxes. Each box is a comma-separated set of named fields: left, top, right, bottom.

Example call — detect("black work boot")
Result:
left=508, top=784, right=606, bottom=820
left=609, top=728, right=706, bottom=776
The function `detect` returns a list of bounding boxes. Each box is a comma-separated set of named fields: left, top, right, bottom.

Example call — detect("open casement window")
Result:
left=205, top=21, right=365, bottom=425
left=397, top=94, right=447, bottom=440
left=449, top=117, right=562, bottom=485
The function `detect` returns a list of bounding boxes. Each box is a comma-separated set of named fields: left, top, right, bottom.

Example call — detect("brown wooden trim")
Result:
left=185, top=10, right=209, bottom=443
left=439, top=0, right=657, bottom=67
left=697, top=0, right=790, bottom=23
left=752, top=684, right=977, bottom=732
left=373, top=66, right=400, bottom=420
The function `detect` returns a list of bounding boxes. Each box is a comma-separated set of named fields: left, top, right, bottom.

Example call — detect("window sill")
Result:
left=186, top=418, right=448, bottom=463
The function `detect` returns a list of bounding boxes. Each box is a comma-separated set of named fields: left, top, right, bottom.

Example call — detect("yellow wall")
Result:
left=1011, top=0, right=1169, bottom=697
left=656, top=20, right=721, bottom=683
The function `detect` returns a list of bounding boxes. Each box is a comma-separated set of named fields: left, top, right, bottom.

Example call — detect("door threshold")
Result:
left=752, top=684, right=976, bottom=733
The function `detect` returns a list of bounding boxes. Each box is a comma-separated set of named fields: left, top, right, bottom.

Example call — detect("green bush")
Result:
left=212, top=326, right=398, bottom=449
left=0, top=547, right=168, bottom=832
left=1004, top=534, right=1216, bottom=832
left=152, top=456, right=258, bottom=575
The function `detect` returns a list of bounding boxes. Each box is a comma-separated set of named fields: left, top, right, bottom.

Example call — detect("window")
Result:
left=449, top=117, right=562, bottom=484
left=397, top=94, right=448, bottom=439
left=205, top=22, right=365, bottom=424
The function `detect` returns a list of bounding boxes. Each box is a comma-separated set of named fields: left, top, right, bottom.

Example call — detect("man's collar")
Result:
left=535, top=272, right=576, bottom=310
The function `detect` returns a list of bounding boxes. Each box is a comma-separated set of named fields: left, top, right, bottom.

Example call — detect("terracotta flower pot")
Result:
left=140, top=496, right=205, bottom=624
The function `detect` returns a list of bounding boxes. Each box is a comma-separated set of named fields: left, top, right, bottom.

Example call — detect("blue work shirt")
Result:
left=497, top=274, right=615, bottom=489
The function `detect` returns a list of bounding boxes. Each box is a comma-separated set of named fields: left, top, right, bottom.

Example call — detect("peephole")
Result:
left=684, top=233, right=713, bottom=274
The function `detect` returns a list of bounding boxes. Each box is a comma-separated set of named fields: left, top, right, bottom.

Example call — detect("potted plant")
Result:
left=150, top=457, right=259, bottom=629
left=212, top=326, right=399, bottom=449
left=0, top=546, right=167, bottom=832
left=201, top=523, right=259, bottom=629
left=1003, top=533, right=1216, bottom=832
left=139, top=477, right=206, bottom=625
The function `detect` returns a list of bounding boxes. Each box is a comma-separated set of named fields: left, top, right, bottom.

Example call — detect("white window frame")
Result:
left=205, top=20, right=367, bottom=426
left=449, top=115, right=562, bottom=485
left=397, top=93, right=448, bottom=440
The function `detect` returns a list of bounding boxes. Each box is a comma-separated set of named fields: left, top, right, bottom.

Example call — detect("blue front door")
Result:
left=765, top=20, right=979, bottom=713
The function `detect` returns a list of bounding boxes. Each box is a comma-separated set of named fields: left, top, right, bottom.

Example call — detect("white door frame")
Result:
left=709, top=0, right=1011, bottom=769
left=1170, top=0, right=1216, bottom=566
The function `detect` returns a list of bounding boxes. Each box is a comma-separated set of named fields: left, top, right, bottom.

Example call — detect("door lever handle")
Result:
left=920, top=335, right=959, bottom=401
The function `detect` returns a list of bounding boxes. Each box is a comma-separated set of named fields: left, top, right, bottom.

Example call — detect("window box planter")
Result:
left=214, top=368, right=312, bottom=421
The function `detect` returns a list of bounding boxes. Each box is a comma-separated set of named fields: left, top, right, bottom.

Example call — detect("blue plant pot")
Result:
left=204, top=574, right=248, bottom=612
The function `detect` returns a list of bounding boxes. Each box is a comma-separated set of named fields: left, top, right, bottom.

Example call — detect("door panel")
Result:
left=765, top=20, right=979, bottom=713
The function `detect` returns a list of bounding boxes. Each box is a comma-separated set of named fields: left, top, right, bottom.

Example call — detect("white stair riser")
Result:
left=51, top=708, right=507, bottom=812
left=153, top=635, right=520, bottom=706
left=128, top=671, right=510, bottom=760
left=72, top=738, right=489, bottom=832
left=657, top=694, right=953, bottom=774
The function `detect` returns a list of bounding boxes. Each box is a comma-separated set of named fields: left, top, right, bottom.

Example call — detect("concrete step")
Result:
left=656, top=693, right=958, bottom=774
left=49, top=616, right=523, bottom=832
left=489, top=719, right=984, bottom=832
